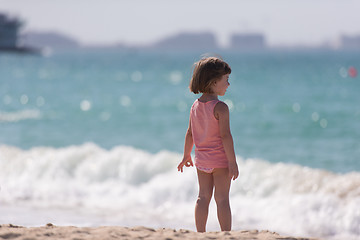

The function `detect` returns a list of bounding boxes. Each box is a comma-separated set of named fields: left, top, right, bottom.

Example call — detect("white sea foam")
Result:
left=0, top=143, right=359, bottom=239
left=0, top=109, right=42, bottom=122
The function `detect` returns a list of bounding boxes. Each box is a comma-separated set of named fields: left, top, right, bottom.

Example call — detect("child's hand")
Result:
left=177, top=156, right=193, bottom=172
left=228, top=161, right=239, bottom=180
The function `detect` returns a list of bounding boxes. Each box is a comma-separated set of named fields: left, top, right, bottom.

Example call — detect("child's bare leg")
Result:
left=213, top=168, right=232, bottom=231
left=195, top=169, right=214, bottom=232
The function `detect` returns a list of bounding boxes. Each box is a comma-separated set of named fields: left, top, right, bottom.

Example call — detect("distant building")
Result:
left=0, top=13, right=22, bottom=49
left=230, top=33, right=266, bottom=50
left=340, top=35, right=360, bottom=49
left=152, top=32, right=219, bottom=50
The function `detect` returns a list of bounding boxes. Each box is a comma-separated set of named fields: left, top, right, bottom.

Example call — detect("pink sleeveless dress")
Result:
left=190, top=99, right=228, bottom=171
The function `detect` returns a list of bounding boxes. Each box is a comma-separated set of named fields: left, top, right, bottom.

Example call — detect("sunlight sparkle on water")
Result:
left=170, top=71, right=183, bottom=85
left=36, top=96, right=45, bottom=107
left=320, top=119, right=328, bottom=128
left=292, top=103, right=301, bottom=113
left=339, top=67, right=348, bottom=78
left=80, top=100, right=92, bottom=111
left=20, top=95, right=29, bottom=105
left=311, top=112, right=320, bottom=122
left=224, top=99, right=234, bottom=112
left=120, top=96, right=131, bottom=107
left=131, top=71, right=142, bottom=82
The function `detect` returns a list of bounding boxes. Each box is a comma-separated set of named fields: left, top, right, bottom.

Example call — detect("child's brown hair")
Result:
left=189, top=57, right=231, bottom=94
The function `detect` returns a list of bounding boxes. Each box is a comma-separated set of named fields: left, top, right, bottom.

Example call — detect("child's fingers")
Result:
left=178, top=159, right=193, bottom=173
left=233, top=173, right=238, bottom=180
left=177, top=163, right=184, bottom=172
left=185, top=161, right=193, bottom=167
left=229, top=173, right=233, bottom=179
left=229, top=169, right=239, bottom=180
left=233, top=170, right=239, bottom=180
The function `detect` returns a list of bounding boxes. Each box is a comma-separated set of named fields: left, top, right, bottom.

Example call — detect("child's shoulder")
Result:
left=215, top=100, right=229, bottom=110
left=214, top=100, right=229, bottom=118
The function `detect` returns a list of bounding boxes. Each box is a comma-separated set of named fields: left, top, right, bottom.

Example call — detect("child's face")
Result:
left=213, top=74, right=230, bottom=96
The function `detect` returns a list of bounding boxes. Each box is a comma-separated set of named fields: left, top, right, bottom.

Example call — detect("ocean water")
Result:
left=0, top=50, right=359, bottom=239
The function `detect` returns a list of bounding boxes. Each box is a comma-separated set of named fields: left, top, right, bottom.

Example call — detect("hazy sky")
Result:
left=1, top=0, right=359, bottom=47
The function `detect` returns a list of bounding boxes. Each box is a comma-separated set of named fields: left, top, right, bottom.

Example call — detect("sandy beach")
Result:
left=0, top=224, right=319, bottom=240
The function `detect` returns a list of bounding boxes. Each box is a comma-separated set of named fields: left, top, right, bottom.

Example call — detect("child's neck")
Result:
left=199, top=93, right=218, bottom=102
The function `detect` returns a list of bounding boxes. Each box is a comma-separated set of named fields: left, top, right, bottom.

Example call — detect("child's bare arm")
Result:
left=178, top=119, right=194, bottom=172
left=216, top=102, right=239, bottom=180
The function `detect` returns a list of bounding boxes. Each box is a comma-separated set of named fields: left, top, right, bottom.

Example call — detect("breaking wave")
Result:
left=0, top=143, right=359, bottom=239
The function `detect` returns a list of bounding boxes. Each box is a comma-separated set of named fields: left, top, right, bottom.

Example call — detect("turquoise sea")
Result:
left=1, top=50, right=359, bottom=172
left=0, top=50, right=359, bottom=239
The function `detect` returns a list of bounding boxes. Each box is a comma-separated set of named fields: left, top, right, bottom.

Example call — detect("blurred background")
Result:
left=0, top=1, right=359, bottom=240
left=1, top=0, right=360, bottom=50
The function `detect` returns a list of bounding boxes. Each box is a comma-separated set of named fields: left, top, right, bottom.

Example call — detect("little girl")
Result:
left=178, top=56, right=239, bottom=232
